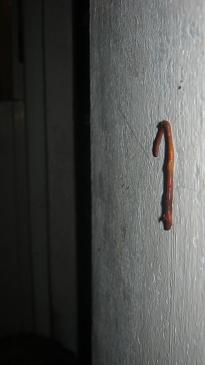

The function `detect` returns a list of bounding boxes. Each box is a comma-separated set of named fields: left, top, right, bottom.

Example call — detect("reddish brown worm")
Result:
left=153, top=121, right=174, bottom=230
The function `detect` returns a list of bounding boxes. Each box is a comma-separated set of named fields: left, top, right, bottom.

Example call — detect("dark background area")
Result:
left=0, top=0, right=12, bottom=99
left=73, top=0, right=91, bottom=363
left=0, top=0, right=91, bottom=364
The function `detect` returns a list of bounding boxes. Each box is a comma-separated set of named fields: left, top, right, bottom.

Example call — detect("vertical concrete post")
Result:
left=91, top=1, right=205, bottom=363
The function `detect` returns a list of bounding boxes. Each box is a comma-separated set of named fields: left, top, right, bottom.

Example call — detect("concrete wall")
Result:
left=91, top=0, right=205, bottom=364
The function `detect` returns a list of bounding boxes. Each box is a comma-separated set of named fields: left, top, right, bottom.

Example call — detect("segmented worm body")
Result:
left=153, top=121, right=174, bottom=230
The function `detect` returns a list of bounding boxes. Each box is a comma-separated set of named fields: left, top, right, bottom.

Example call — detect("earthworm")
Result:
left=153, top=121, right=174, bottom=230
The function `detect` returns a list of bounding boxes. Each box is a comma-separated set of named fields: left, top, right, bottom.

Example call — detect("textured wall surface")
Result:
left=91, top=0, right=205, bottom=364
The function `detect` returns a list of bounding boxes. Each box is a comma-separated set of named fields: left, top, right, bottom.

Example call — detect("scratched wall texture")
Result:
left=91, top=0, right=205, bottom=364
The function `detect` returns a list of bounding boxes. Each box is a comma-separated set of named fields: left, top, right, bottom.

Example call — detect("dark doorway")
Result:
left=73, top=1, right=91, bottom=364
left=0, top=0, right=91, bottom=364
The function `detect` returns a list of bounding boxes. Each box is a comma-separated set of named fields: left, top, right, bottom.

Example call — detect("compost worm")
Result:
left=153, top=121, right=174, bottom=230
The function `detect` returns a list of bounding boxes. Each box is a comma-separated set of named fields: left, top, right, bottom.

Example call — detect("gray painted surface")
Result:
left=91, top=1, right=205, bottom=364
